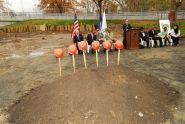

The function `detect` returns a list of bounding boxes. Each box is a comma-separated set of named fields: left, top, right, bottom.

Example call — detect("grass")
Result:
left=1, top=19, right=121, bottom=27
left=177, top=21, right=185, bottom=35
left=1, top=19, right=185, bottom=35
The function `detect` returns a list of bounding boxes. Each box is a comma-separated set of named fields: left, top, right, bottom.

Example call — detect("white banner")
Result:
left=159, top=20, right=171, bottom=34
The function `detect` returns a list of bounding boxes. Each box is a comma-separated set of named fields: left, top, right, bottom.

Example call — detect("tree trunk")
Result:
left=55, top=0, right=63, bottom=13
left=93, top=0, right=104, bottom=28
left=98, top=1, right=102, bottom=24
left=170, top=0, right=176, bottom=10
left=169, top=0, right=182, bottom=23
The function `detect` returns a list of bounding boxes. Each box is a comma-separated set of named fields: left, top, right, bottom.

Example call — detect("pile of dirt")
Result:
left=8, top=65, right=180, bottom=124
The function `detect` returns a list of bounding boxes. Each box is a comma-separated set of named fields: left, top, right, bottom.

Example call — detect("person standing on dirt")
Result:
left=123, top=19, right=132, bottom=48
left=73, top=30, right=84, bottom=54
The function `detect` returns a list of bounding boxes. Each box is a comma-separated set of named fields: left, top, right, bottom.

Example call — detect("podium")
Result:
left=126, top=29, right=140, bottom=49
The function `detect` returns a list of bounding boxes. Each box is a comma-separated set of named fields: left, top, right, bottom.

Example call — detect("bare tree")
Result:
left=93, top=0, right=104, bottom=12
left=80, top=0, right=96, bottom=13
left=123, top=0, right=170, bottom=12
left=38, top=0, right=78, bottom=13
left=169, top=0, right=183, bottom=22
left=111, top=0, right=126, bottom=12
left=0, top=0, right=5, bottom=11
left=92, top=0, right=104, bottom=28
left=170, top=0, right=183, bottom=11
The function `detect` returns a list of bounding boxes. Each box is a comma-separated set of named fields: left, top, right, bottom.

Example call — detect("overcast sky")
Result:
left=7, top=0, right=39, bottom=12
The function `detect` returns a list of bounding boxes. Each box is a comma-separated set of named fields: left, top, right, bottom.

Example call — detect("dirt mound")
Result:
left=8, top=66, right=180, bottom=124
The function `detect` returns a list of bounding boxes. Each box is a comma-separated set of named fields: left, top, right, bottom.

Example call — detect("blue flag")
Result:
left=98, top=14, right=102, bottom=30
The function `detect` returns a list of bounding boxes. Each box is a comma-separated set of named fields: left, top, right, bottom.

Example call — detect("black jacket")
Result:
left=86, top=33, right=97, bottom=45
left=73, top=34, right=84, bottom=44
left=139, top=31, right=149, bottom=42
left=123, top=24, right=132, bottom=32
left=148, top=29, right=159, bottom=37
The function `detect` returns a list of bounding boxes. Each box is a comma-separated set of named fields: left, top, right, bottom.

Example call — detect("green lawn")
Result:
left=1, top=19, right=185, bottom=35
left=1, top=19, right=120, bottom=27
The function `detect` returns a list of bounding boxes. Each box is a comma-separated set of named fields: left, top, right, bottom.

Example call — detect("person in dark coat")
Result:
left=123, top=19, right=132, bottom=47
left=73, top=30, right=84, bottom=54
left=86, top=31, right=97, bottom=54
left=139, top=27, right=150, bottom=48
left=148, top=28, right=163, bottom=47
left=170, top=24, right=181, bottom=46
left=86, top=31, right=97, bottom=45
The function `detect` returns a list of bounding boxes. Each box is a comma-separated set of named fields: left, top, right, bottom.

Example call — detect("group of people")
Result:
left=122, top=20, right=181, bottom=48
left=73, top=27, right=115, bottom=54
left=139, top=25, right=180, bottom=48
left=73, top=19, right=181, bottom=54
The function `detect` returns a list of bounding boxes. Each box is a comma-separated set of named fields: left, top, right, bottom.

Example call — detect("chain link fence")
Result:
left=0, top=11, right=185, bottom=21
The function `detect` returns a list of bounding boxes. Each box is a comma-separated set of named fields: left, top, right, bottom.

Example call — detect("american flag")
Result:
left=71, top=14, right=79, bottom=39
